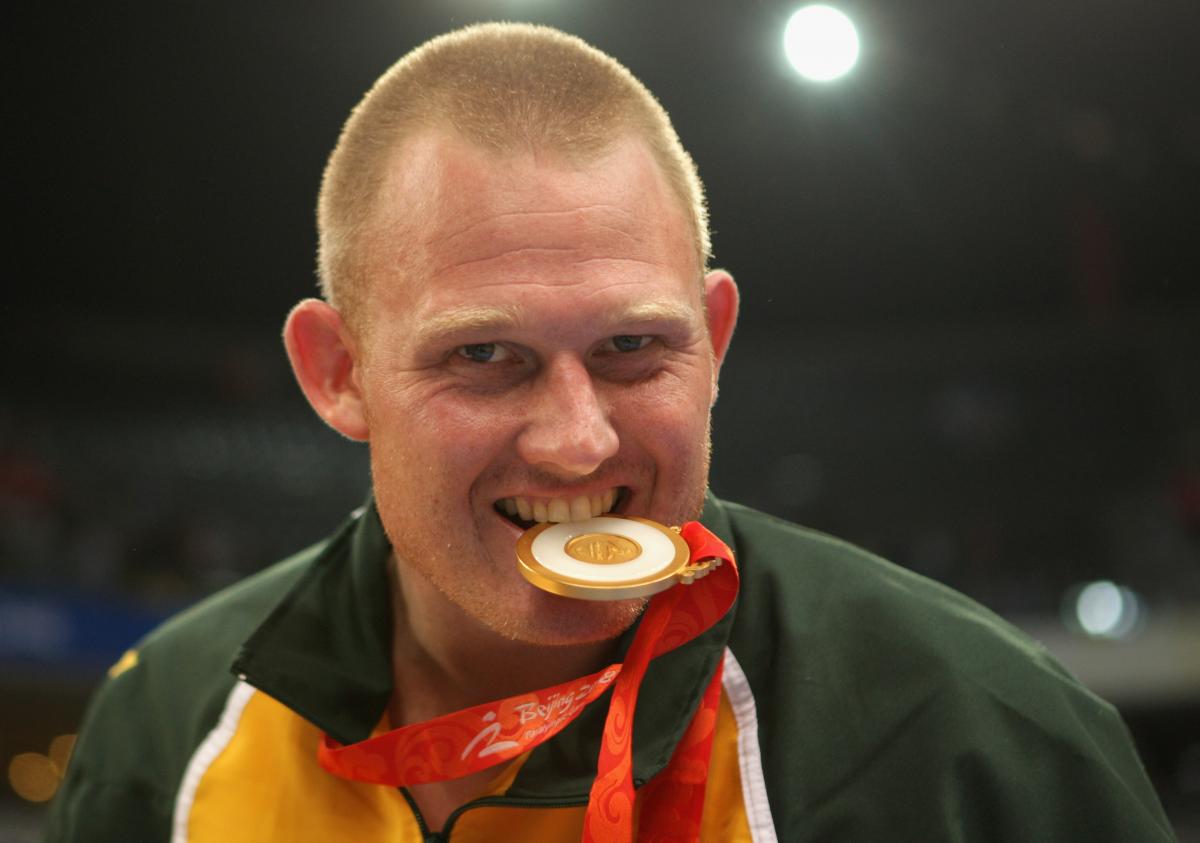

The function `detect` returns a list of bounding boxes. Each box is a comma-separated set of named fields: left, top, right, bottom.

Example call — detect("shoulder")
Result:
left=715, top=499, right=1175, bottom=841
left=720, top=498, right=1062, bottom=691
left=92, top=539, right=324, bottom=746
left=140, top=541, right=320, bottom=677
left=45, top=541, right=325, bottom=842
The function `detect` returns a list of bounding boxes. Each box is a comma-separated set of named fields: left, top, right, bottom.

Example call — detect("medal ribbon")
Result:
left=317, top=521, right=737, bottom=842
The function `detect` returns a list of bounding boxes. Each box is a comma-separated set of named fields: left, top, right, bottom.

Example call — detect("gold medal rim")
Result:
left=516, top=515, right=691, bottom=601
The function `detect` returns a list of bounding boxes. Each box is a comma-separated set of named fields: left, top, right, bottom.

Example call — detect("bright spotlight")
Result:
left=1073, top=580, right=1141, bottom=639
left=783, top=5, right=861, bottom=82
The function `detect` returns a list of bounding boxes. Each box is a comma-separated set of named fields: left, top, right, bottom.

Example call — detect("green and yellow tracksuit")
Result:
left=47, top=496, right=1176, bottom=841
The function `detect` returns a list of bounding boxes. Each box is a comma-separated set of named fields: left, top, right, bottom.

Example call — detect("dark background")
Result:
left=4, top=0, right=1199, bottom=837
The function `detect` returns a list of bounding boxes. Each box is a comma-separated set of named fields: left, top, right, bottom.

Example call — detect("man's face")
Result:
left=355, top=130, right=728, bottom=646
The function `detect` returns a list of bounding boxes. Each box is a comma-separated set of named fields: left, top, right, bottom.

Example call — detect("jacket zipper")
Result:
left=399, top=788, right=444, bottom=843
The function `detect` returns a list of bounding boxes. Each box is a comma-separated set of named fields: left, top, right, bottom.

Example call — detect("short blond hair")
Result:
left=316, top=22, right=710, bottom=329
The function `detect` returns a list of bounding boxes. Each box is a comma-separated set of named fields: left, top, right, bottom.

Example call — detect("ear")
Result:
left=282, top=299, right=370, bottom=441
left=703, top=269, right=739, bottom=401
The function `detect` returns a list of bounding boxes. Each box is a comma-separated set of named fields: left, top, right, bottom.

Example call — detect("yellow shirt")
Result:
left=181, top=683, right=752, bottom=841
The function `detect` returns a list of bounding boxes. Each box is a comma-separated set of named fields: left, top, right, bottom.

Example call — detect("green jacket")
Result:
left=47, top=496, right=1176, bottom=841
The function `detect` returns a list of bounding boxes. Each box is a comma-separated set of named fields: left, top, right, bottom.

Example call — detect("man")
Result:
left=49, top=22, right=1176, bottom=842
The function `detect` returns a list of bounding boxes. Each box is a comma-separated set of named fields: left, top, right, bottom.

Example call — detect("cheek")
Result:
left=422, top=391, right=527, bottom=443
left=368, top=373, right=493, bottom=439
left=612, top=373, right=712, bottom=451
left=628, top=355, right=713, bottom=413
left=371, top=385, right=528, bottom=481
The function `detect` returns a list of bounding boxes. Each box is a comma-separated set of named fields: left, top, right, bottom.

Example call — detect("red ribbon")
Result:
left=318, top=521, right=737, bottom=842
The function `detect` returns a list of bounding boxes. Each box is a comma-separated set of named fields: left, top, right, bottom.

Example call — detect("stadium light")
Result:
left=783, top=5, right=860, bottom=82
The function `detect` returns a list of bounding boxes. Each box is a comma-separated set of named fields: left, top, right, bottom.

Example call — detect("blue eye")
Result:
left=607, top=335, right=651, bottom=353
left=456, top=343, right=513, bottom=363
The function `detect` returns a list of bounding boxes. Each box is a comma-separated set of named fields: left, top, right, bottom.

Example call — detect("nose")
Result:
left=516, top=354, right=619, bottom=476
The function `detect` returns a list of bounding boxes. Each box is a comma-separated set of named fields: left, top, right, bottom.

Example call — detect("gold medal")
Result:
left=516, top=515, right=723, bottom=601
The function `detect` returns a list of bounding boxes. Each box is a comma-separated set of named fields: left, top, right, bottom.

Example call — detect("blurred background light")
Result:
left=1072, top=580, right=1143, bottom=639
left=783, top=4, right=860, bottom=82
left=6, top=734, right=74, bottom=804
left=7, top=754, right=57, bottom=803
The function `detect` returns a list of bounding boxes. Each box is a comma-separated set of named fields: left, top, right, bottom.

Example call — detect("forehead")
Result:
left=366, top=129, right=699, bottom=317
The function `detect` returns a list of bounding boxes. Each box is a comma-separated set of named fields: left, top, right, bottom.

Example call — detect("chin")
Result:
left=481, top=588, right=646, bottom=647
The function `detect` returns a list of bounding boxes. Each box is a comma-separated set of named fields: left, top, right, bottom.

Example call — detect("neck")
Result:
left=387, top=555, right=619, bottom=727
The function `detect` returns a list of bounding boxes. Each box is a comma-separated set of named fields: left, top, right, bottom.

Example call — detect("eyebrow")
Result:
left=411, top=299, right=698, bottom=347
left=412, top=304, right=523, bottom=346
left=615, top=301, right=696, bottom=326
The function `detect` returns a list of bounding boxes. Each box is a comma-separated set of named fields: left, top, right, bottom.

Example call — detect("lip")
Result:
left=495, top=508, right=529, bottom=540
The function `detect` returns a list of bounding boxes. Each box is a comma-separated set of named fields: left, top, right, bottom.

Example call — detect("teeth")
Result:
left=500, top=489, right=621, bottom=524
left=547, top=499, right=570, bottom=522
left=570, top=496, right=591, bottom=520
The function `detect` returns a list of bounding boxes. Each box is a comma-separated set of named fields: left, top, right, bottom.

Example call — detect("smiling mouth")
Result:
left=494, top=487, right=628, bottom=530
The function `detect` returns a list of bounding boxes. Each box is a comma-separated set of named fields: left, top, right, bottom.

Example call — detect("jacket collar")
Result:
left=232, top=502, right=395, bottom=744
left=232, top=494, right=739, bottom=801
